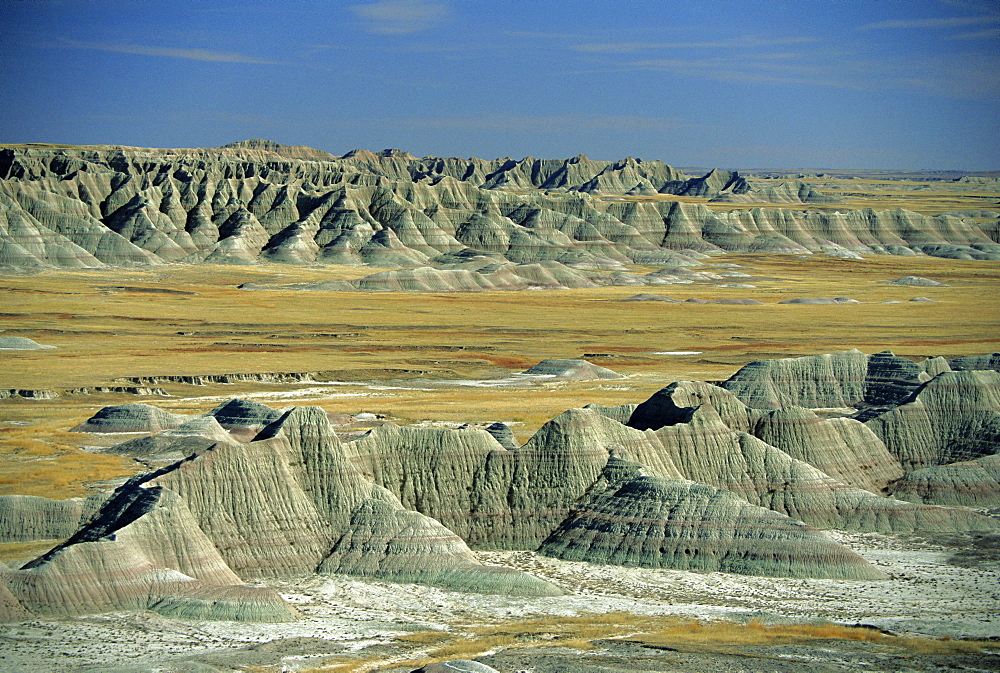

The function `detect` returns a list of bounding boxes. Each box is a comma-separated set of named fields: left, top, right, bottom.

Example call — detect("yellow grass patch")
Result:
left=0, top=421, right=140, bottom=498
left=0, top=539, right=63, bottom=566
left=628, top=617, right=984, bottom=656
left=302, top=613, right=985, bottom=672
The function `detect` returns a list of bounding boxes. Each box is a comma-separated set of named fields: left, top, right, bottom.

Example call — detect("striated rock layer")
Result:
left=720, top=349, right=939, bottom=412
left=520, top=359, right=624, bottom=381
left=71, top=403, right=188, bottom=433
left=538, top=458, right=884, bottom=580
left=719, top=350, right=1000, bottom=506
left=347, top=388, right=991, bottom=549
left=4, top=350, right=999, bottom=621
left=0, top=494, right=106, bottom=543
left=891, top=453, right=1000, bottom=507
left=1, top=143, right=998, bottom=270
left=1, top=407, right=561, bottom=622
left=864, top=370, right=1000, bottom=471
left=752, top=407, right=903, bottom=494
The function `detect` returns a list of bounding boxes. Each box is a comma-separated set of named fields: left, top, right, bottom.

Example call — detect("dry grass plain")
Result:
left=1, top=251, right=999, bottom=499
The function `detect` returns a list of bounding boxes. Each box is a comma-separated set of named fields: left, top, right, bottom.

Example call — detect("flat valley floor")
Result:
left=1, top=253, right=999, bottom=672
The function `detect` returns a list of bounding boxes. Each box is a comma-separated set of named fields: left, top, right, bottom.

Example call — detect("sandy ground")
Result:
left=0, top=530, right=997, bottom=672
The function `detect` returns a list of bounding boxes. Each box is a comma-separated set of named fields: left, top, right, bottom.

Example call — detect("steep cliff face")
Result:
left=0, top=494, right=106, bottom=542
left=346, top=416, right=613, bottom=549
left=2, top=144, right=997, bottom=270
left=721, top=350, right=872, bottom=410
left=348, top=397, right=990, bottom=552
left=950, top=353, right=1000, bottom=373
left=151, top=407, right=558, bottom=594
left=864, top=370, right=1000, bottom=471
left=890, top=453, right=1000, bottom=507
left=625, top=405, right=980, bottom=534
left=627, top=380, right=760, bottom=433
left=709, top=180, right=843, bottom=205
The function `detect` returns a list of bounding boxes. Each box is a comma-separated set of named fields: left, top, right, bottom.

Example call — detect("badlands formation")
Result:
left=2, top=352, right=999, bottom=614
left=1, top=139, right=999, bottom=278
left=1, top=140, right=999, bottom=671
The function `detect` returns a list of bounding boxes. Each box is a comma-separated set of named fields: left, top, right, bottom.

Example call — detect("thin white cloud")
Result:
left=571, top=36, right=818, bottom=53
left=858, top=15, right=998, bottom=30
left=505, top=30, right=588, bottom=40
left=951, top=26, right=1000, bottom=38
left=63, top=40, right=283, bottom=64
left=623, top=56, right=839, bottom=87
left=619, top=49, right=1000, bottom=99
left=891, top=50, right=1000, bottom=98
left=941, top=0, right=1000, bottom=12
left=350, top=0, right=448, bottom=35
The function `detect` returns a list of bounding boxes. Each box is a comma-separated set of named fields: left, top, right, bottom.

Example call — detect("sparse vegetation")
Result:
left=628, top=617, right=984, bottom=655
left=301, top=613, right=987, bottom=672
left=0, top=420, right=139, bottom=497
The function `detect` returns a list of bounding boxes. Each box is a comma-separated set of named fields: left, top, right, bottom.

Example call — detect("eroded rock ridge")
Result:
left=2, top=350, right=997, bottom=622
left=2, top=142, right=998, bottom=270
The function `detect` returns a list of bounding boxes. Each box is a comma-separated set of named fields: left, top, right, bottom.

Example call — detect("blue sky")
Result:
left=2, top=0, right=998, bottom=169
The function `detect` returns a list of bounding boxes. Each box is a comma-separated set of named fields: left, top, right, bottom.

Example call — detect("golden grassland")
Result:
left=300, top=613, right=986, bottom=672
left=1, top=253, right=999, bottom=498
left=0, top=539, right=66, bottom=567
left=2, top=255, right=998, bottom=387
left=0, top=420, right=135, bottom=498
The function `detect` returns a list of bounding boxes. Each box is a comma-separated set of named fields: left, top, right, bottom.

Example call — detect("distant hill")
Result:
left=0, top=141, right=997, bottom=270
